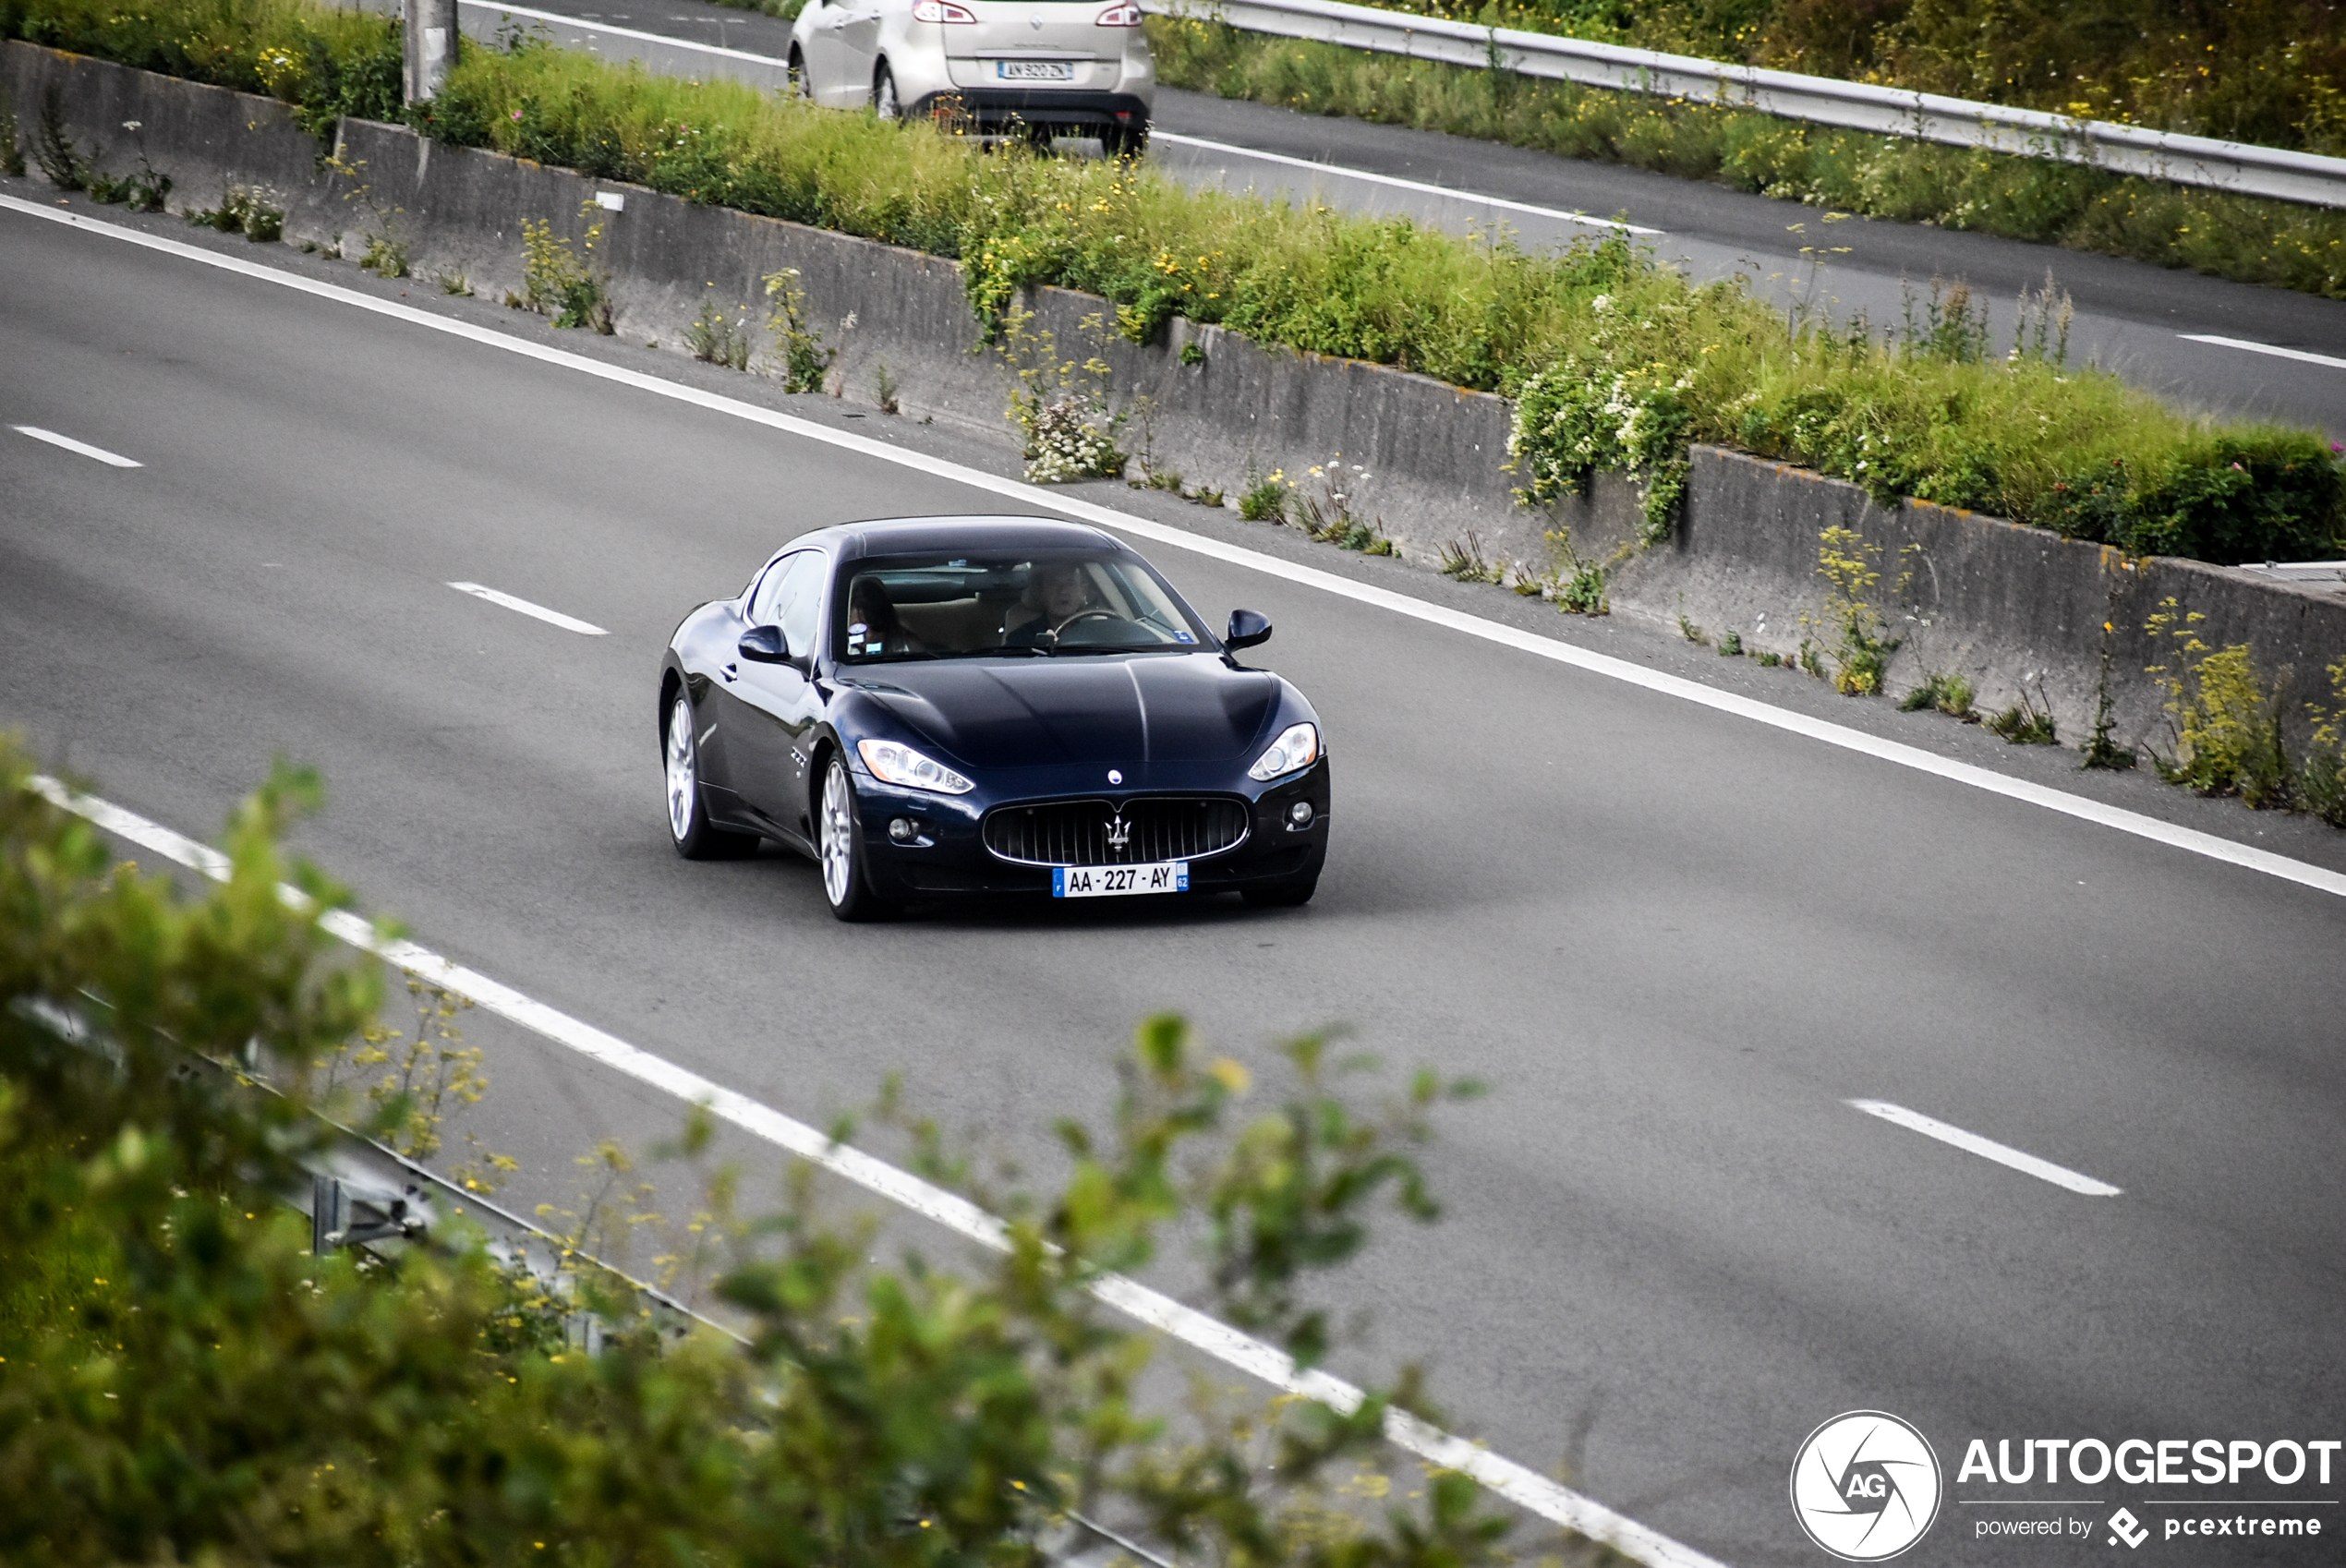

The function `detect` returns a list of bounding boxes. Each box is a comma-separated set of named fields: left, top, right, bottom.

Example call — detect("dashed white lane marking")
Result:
left=449, top=580, right=611, bottom=635
left=8, top=190, right=2346, bottom=911
left=23, top=774, right=1730, bottom=1568
left=12, top=425, right=141, bottom=466
left=1151, top=131, right=1661, bottom=235
left=1847, top=1100, right=2123, bottom=1197
left=2178, top=334, right=2346, bottom=372
left=457, top=0, right=792, bottom=66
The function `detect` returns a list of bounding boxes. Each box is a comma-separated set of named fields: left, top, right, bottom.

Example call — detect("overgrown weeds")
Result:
left=1807, top=525, right=1906, bottom=695
left=187, top=184, right=284, bottom=240
left=999, top=307, right=1125, bottom=483
left=761, top=267, right=833, bottom=391
left=515, top=202, right=613, bottom=331
left=2306, top=659, right=2346, bottom=827
left=318, top=980, right=518, bottom=1195
left=685, top=290, right=756, bottom=369
left=2145, top=598, right=2295, bottom=805
left=1439, top=531, right=1508, bottom=585
left=1240, top=472, right=1288, bottom=523
left=1290, top=455, right=1394, bottom=553
left=1901, top=670, right=1976, bottom=718
left=1984, top=685, right=2060, bottom=744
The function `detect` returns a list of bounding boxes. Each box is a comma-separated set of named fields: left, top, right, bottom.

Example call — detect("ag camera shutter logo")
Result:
left=1790, top=1411, right=1943, bottom=1561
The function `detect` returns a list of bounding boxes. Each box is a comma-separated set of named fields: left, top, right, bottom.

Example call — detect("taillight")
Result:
left=913, top=0, right=977, bottom=20
left=1094, top=3, right=1143, bottom=23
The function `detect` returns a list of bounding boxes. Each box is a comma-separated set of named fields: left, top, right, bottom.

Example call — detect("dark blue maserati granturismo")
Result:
left=657, top=516, right=1330, bottom=919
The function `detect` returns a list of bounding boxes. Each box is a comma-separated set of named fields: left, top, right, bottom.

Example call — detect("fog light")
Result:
left=889, top=817, right=919, bottom=843
left=1286, top=801, right=1314, bottom=829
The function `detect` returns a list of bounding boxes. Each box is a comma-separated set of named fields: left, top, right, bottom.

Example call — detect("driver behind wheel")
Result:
left=1004, top=561, right=1100, bottom=647
left=848, top=576, right=924, bottom=657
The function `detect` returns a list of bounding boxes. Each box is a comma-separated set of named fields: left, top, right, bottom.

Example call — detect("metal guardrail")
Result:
left=1148, top=0, right=2346, bottom=209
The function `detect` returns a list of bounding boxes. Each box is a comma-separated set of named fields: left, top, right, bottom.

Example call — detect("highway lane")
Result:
left=423, top=0, right=2346, bottom=440
left=7, top=198, right=2346, bottom=1566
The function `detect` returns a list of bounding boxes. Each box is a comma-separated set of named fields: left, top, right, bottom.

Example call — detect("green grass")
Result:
left=1214, top=0, right=2346, bottom=157
left=1146, top=18, right=2346, bottom=303
left=6, top=0, right=2341, bottom=563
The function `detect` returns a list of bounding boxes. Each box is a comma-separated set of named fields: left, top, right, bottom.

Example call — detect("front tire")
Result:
left=787, top=45, right=811, bottom=100
left=872, top=63, right=901, bottom=122
left=818, top=754, right=896, bottom=921
left=666, top=694, right=758, bottom=861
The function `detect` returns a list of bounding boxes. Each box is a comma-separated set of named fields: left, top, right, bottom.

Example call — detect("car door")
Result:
left=835, top=0, right=887, bottom=103
left=719, top=550, right=830, bottom=842
left=801, top=0, right=850, bottom=102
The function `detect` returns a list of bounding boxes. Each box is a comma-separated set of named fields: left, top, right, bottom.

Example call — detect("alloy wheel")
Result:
left=821, top=758, right=855, bottom=906
left=665, top=694, right=697, bottom=843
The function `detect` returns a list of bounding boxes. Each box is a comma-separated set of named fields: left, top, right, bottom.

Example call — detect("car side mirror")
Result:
left=738, top=625, right=792, bottom=663
left=1225, top=609, right=1272, bottom=650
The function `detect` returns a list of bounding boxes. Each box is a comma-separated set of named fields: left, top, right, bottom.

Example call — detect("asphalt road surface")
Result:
left=6, top=189, right=2346, bottom=1568
left=413, top=0, right=2346, bottom=440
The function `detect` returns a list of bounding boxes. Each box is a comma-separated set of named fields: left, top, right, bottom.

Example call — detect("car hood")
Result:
left=843, top=655, right=1280, bottom=769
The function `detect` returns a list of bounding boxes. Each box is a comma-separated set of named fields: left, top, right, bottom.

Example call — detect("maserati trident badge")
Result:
left=1107, top=768, right=1123, bottom=784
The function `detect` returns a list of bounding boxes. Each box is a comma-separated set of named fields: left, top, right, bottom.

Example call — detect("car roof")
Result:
left=784, top=516, right=1128, bottom=563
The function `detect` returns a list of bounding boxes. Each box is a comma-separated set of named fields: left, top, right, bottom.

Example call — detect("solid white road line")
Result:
left=23, top=774, right=1730, bottom=1568
left=2178, top=334, right=2346, bottom=372
left=1846, top=1100, right=2123, bottom=1198
left=8, top=193, right=2345, bottom=908
left=1151, top=131, right=1661, bottom=235
left=12, top=424, right=142, bottom=467
left=449, top=580, right=611, bottom=635
left=456, top=0, right=792, bottom=66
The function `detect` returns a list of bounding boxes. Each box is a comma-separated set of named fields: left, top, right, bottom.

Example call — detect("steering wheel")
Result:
left=1051, top=609, right=1121, bottom=638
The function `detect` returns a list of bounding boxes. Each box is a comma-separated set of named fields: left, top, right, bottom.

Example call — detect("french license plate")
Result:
left=1053, top=861, right=1189, bottom=899
left=996, top=59, right=1075, bottom=79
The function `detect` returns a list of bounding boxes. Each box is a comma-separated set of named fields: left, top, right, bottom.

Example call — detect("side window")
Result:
left=778, top=553, right=827, bottom=659
left=750, top=551, right=826, bottom=655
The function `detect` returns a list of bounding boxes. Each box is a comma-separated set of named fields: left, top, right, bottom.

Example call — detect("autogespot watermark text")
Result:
left=1793, top=1414, right=2340, bottom=1559
left=1956, top=1436, right=2337, bottom=1549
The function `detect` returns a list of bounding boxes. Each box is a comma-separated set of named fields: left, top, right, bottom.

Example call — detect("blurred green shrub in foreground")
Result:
left=0, top=739, right=1515, bottom=1568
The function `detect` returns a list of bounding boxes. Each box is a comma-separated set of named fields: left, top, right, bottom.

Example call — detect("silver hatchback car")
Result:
left=788, top=0, right=1155, bottom=152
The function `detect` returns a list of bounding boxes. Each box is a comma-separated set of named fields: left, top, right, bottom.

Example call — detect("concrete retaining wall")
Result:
left=10, top=41, right=2341, bottom=752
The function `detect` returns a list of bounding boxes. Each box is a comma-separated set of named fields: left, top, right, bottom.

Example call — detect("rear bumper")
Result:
left=853, top=758, right=1329, bottom=902
left=908, top=88, right=1151, bottom=132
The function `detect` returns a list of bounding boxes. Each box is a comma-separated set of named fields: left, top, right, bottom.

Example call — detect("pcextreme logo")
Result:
left=1791, top=1411, right=1945, bottom=1562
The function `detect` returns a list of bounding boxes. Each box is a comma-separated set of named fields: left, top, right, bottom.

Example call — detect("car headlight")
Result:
left=1248, top=721, right=1320, bottom=781
left=856, top=738, right=973, bottom=795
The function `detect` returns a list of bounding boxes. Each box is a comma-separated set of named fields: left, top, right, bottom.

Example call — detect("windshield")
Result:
left=833, top=550, right=1210, bottom=663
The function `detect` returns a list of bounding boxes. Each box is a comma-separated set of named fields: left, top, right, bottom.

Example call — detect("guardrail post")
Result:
left=404, top=0, right=458, bottom=104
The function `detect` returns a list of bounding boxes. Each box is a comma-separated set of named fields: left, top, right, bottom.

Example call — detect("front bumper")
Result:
left=852, top=756, right=1330, bottom=900
left=908, top=88, right=1151, bottom=133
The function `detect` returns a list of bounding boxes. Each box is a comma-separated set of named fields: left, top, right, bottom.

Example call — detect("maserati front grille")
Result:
left=983, top=797, right=1250, bottom=866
